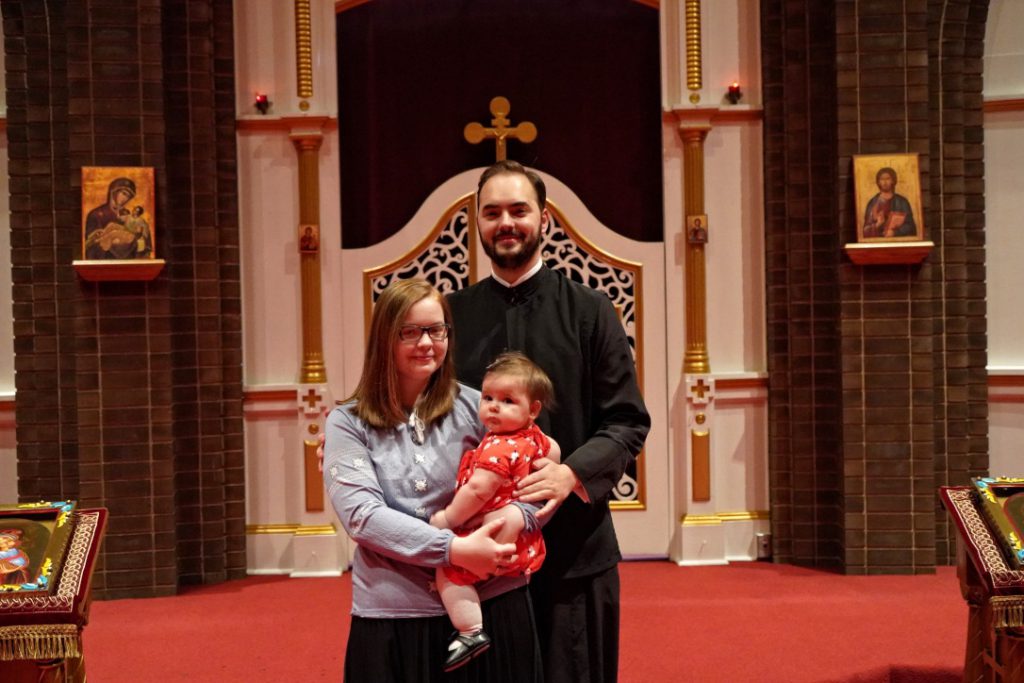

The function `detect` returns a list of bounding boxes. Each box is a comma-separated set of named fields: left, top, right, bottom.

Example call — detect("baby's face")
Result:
left=478, top=373, right=536, bottom=434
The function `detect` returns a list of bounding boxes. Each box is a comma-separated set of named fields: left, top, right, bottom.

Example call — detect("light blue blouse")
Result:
left=325, top=384, right=537, bottom=618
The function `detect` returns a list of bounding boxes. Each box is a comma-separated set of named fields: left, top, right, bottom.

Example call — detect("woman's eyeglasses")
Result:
left=398, top=323, right=450, bottom=343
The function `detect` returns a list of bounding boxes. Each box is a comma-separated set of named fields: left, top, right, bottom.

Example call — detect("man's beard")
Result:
left=481, top=228, right=541, bottom=270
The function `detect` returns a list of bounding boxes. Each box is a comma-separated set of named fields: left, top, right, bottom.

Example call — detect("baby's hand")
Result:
left=429, top=509, right=450, bottom=529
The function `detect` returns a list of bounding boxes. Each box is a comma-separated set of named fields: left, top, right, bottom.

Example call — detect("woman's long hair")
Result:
left=348, top=279, right=457, bottom=429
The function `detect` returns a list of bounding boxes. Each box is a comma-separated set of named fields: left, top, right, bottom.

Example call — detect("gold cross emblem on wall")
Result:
left=464, top=97, right=538, bottom=162
left=301, top=388, right=321, bottom=410
left=690, top=378, right=710, bottom=400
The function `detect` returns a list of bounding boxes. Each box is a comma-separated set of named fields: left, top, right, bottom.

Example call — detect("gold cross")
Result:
left=690, top=379, right=710, bottom=400
left=302, top=388, right=322, bottom=410
left=464, top=97, right=537, bottom=162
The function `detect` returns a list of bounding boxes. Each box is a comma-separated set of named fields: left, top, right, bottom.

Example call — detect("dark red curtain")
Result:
left=337, top=0, right=663, bottom=247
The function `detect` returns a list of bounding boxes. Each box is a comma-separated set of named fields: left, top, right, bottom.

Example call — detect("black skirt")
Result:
left=344, top=585, right=543, bottom=683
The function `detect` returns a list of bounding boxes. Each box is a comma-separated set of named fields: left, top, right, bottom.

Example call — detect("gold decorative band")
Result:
left=295, top=0, right=314, bottom=98
left=681, top=510, right=770, bottom=525
left=681, top=514, right=721, bottom=526
left=0, top=623, right=81, bottom=661
left=717, top=510, right=770, bottom=522
left=685, top=0, right=702, bottom=92
left=246, top=523, right=337, bottom=536
left=991, top=595, right=1024, bottom=629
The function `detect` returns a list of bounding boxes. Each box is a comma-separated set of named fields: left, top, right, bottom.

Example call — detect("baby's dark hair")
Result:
left=484, top=351, right=555, bottom=409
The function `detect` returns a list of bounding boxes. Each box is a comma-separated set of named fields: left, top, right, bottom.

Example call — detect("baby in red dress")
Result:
left=429, top=351, right=560, bottom=672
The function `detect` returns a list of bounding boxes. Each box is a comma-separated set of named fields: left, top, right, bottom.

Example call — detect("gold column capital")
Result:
left=676, top=123, right=711, bottom=141
left=671, top=106, right=714, bottom=136
left=290, top=132, right=324, bottom=152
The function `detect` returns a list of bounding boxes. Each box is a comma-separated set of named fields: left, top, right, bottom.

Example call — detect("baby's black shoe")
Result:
left=444, top=630, right=491, bottom=672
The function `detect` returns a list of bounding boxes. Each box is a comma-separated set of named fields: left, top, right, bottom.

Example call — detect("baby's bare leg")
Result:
left=436, top=567, right=483, bottom=633
left=481, top=505, right=525, bottom=545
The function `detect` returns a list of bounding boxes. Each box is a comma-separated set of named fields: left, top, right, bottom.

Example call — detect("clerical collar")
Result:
left=491, top=259, right=543, bottom=289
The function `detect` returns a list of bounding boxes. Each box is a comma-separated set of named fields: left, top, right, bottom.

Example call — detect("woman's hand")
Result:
left=316, top=432, right=326, bottom=472
left=449, top=518, right=517, bottom=577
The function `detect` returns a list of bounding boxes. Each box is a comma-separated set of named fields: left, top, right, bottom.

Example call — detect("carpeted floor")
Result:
left=81, top=561, right=966, bottom=682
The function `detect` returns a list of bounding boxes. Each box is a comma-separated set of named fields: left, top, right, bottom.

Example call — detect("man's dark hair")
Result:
left=875, top=167, right=898, bottom=184
left=476, top=160, right=547, bottom=210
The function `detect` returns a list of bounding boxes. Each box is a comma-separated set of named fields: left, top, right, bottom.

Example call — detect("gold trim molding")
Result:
left=246, top=523, right=337, bottom=536
left=681, top=510, right=769, bottom=525
left=295, top=0, right=314, bottom=99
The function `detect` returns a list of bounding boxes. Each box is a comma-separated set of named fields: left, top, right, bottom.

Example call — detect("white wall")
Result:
left=984, top=0, right=1024, bottom=475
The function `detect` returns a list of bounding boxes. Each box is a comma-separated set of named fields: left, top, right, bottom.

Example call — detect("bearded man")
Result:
left=447, top=160, right=650, bottom=683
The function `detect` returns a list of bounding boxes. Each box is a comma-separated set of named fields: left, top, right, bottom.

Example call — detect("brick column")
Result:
left=2, top=0, right=244, bottom=598
left=762, top=0, right=989, bottom=573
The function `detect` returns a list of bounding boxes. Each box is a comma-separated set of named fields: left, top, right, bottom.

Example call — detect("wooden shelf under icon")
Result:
left=843, top=241, right=934, bottom=265
left=72, top=259, right=166, bottom=281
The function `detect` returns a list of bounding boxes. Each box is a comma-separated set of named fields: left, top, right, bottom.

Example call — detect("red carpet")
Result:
left=81, top=561, right=966, bottom=682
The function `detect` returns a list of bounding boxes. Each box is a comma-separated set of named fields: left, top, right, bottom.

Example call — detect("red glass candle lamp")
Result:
left=726, top=82, right=742, bottom=105
left=254, top=92, right=270, bottom=115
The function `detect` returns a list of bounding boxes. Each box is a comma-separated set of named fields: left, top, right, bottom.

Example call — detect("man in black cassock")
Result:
left=447, top=160, right=650, bottom=683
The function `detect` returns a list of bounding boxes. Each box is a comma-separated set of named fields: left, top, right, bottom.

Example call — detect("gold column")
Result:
left=291, top=134, right=326, bottom=384
left=680, top=125, right=711, bottom=374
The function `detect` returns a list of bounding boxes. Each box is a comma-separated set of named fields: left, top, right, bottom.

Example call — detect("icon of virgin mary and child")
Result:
left=84, top=177, right=153, bottom=260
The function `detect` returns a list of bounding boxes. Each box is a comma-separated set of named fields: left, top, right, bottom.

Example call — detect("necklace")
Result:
left=408, top=410, right=426, bottom=445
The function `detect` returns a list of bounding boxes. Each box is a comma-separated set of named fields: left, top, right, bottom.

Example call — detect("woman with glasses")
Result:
left=323, top=278, right=543, bottom=682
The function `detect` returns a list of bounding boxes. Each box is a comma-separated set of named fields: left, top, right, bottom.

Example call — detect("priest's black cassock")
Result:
left=447, top=265, right=650, bottom=682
